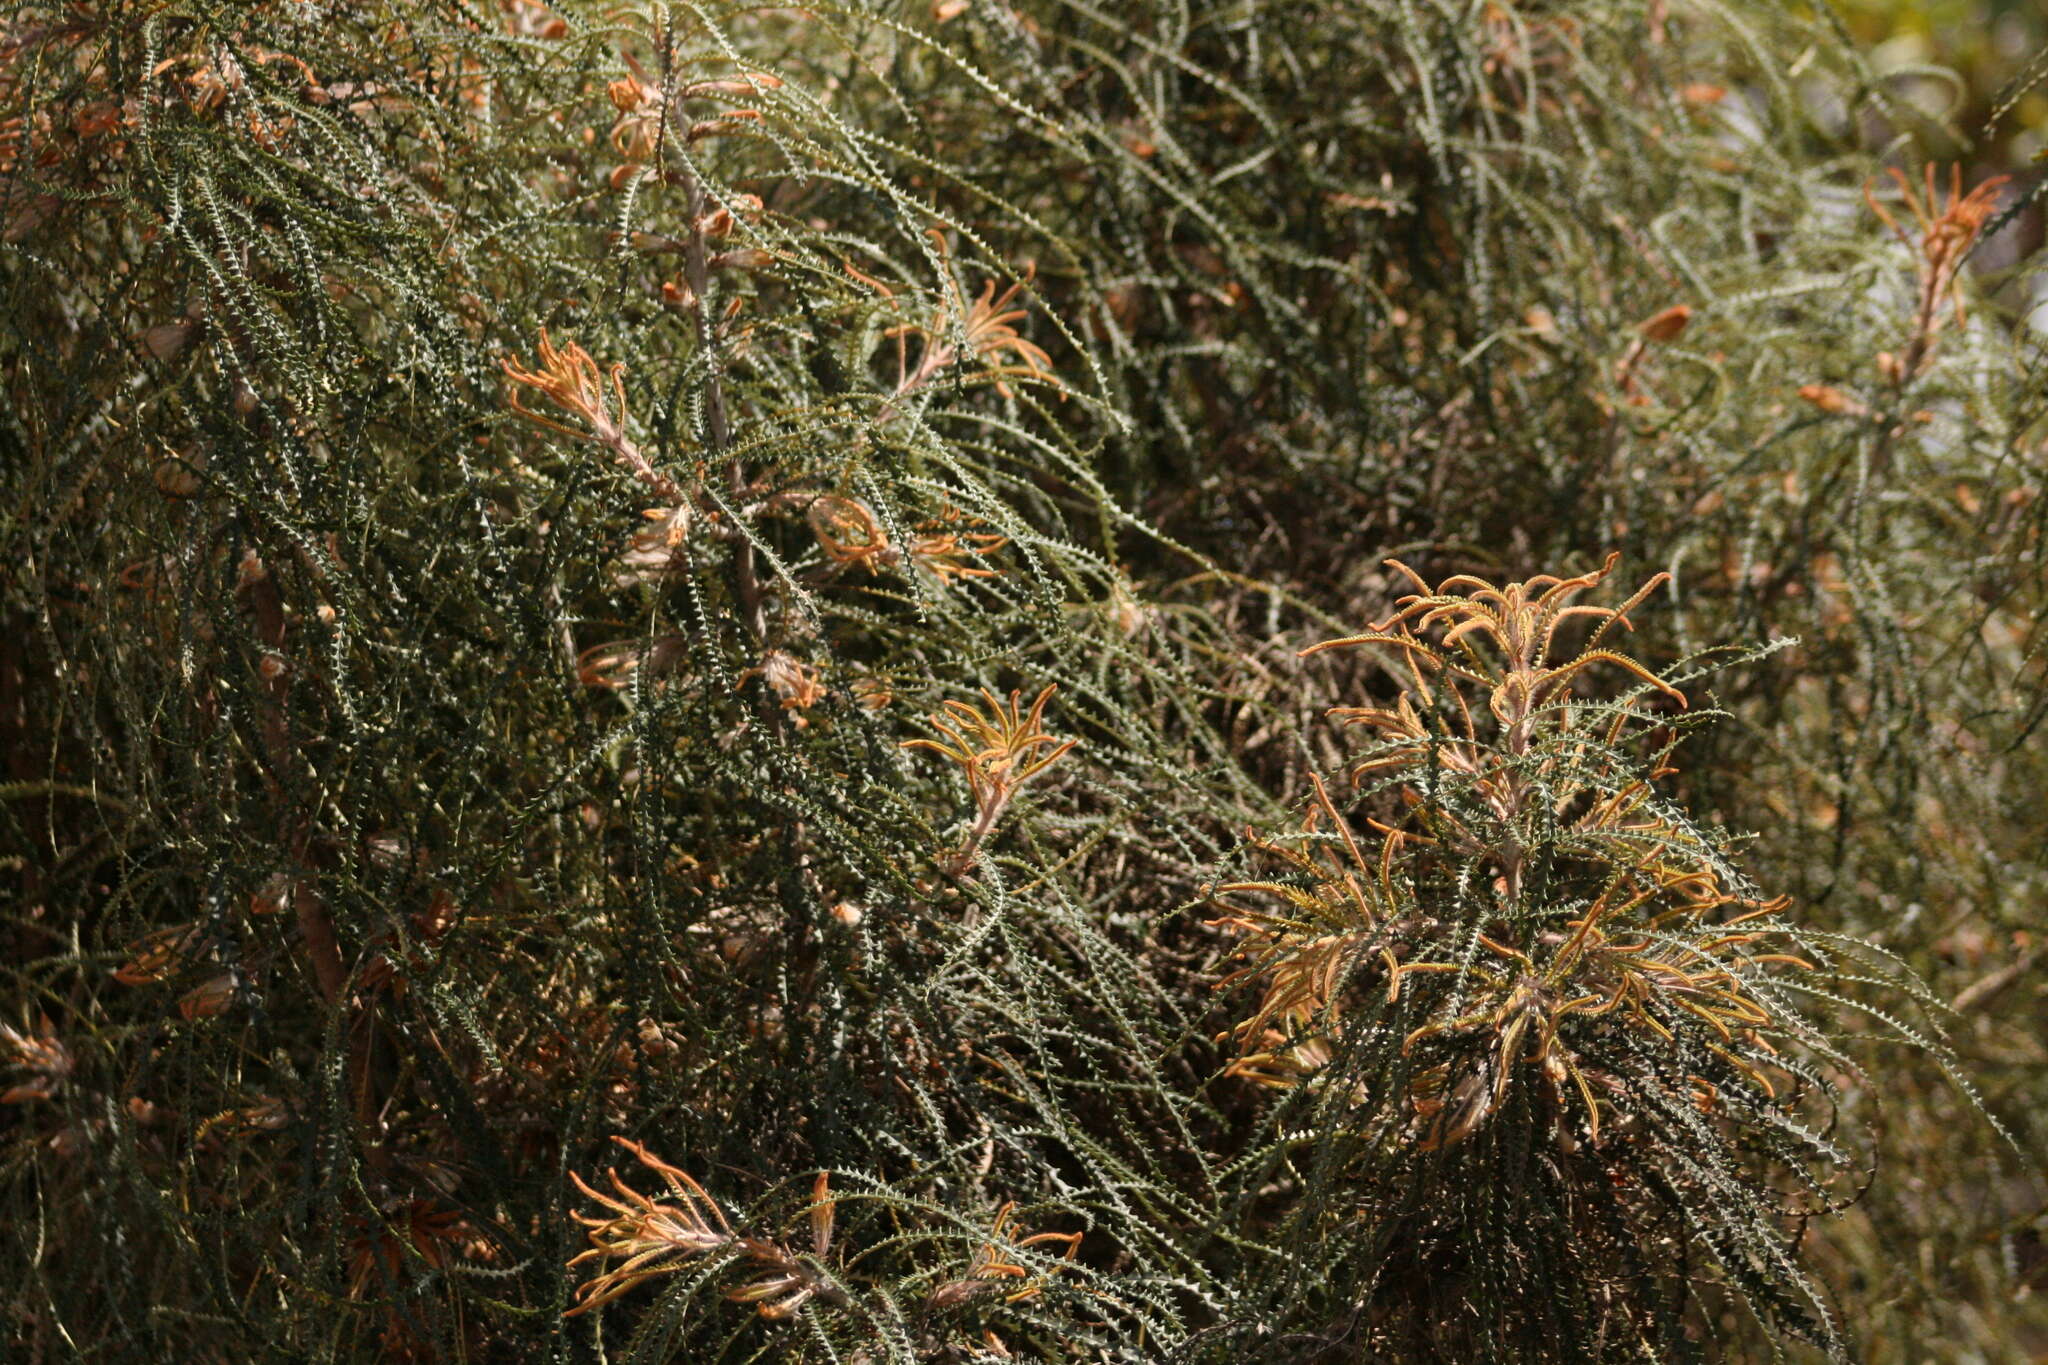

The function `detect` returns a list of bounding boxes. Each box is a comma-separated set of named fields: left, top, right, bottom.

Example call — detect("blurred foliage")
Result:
left=1839, top=0, right=2048, bottom=161
left=2, top=0, right=2044, bottom=1362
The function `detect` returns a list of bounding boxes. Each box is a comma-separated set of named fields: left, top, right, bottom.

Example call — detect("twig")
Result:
left=236, top=549, right=346, bottom=1006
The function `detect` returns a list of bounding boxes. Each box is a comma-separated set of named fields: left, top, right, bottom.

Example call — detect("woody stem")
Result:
left=667, top=151, right=760, bottom=648
left=950, top=783, right=1015, bottom=875
left=239, top=552, right=346, bottom=1007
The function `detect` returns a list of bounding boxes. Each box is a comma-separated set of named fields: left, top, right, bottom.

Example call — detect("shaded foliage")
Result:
left=2, top=1, right=2042, bottom=1361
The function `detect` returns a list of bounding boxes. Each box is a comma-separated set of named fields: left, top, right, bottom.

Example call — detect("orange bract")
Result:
left=947, top=274, right=1055, bottom=389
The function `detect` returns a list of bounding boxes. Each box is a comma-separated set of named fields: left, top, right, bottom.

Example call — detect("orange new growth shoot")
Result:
left=1210, top=556, right=1807, bottom=1154
left=503, top=330, right=685, bottom=504
left=926, top=1202, right=1083, bottom=1310
left=1864, top=163, right=2009, bottom=384
left=567, top=1142, right=847, bottom=1320
left=903, top=684, right=1075, bottom=875
left=566, top=1137, right=734, bottom=1316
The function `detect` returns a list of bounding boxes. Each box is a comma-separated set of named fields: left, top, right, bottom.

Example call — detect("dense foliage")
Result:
left=3, top=1, right=2043, bottom=1360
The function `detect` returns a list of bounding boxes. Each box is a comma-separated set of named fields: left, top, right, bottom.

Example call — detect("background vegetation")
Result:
left=3, top=0, right=2043, bottom=1360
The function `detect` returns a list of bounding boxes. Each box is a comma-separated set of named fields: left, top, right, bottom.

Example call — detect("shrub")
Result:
left=2, top=0, right=2041, bottom=1361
